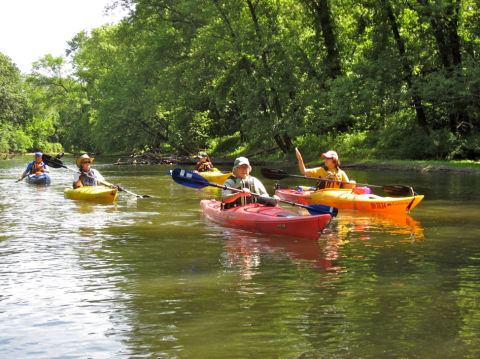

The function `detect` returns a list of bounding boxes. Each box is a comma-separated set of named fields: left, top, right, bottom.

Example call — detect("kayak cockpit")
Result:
left=276, top=212, right=300, bottom=217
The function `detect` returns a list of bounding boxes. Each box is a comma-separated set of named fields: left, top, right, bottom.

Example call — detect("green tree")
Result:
left=0, top=52, right=31, bottom=152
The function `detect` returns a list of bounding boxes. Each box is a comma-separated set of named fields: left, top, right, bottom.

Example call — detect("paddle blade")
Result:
left=305, top=204, right=339, bottom=218
left=42, top=154, right=65, bottom=169
left=171, top=168, right=209, bottom=189
left=382, top=184, right=413, bottom=196
left=261, top=168, right=290, bottom=180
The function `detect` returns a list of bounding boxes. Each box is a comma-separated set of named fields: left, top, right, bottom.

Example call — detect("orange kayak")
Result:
left=275, top=188, right=423, bottom=213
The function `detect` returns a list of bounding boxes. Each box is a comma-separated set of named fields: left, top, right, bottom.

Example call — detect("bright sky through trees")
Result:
left=0, top=0, right=129, bottom=74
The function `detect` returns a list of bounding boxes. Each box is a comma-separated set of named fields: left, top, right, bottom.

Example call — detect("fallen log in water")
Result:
left=115, top=150, right=274, bottom=166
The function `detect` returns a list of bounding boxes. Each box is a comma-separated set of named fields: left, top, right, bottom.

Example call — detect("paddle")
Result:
left=261, top=168, right=415, bottom=196
left=171, top=168, right=338, bottom=217
left=42, top=154, right=152, bottom=198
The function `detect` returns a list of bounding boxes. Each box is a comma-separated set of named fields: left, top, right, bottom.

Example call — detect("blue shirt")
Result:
left=25, top=161, right=48, bottom=173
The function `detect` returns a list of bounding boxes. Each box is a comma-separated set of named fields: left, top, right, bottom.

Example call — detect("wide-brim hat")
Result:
left=76, top=154, right=95, bottom=168
left=322, top=150, right=338, bottom=160
left=196, top=152, right=208, bottom=159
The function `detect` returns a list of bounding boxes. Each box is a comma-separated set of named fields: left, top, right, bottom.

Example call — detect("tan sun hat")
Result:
left=76, top=154, right=95, bottom=168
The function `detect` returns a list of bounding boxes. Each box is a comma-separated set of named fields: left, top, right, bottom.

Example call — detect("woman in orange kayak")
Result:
left=295, top=147, right=356, bottom=190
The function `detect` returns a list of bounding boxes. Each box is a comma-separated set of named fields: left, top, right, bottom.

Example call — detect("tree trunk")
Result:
left=274, top=134, right=289, bottom=154
left=383, top=0, right=429, bottom=135
left=417, top=0, right=469, bottom=133
left=302, top=0, right=342, bottom=79
left=246, top=0, right=290, bottom=154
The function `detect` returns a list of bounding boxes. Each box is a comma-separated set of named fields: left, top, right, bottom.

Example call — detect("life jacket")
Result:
left=316, top=165, right=346, bottom=190
left=223, top=175, right=258, bottom=209
left=29, top=161, right=44, bottom=175
left=79, top=169, right=98, bottom=186
left=197, top=161, right=213, bottom=172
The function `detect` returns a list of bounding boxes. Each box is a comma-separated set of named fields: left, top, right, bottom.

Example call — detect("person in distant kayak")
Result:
left=295, top=148, right=356, bottom=190
left=194, top=152, right=214, bottom=173
left=17, top=152, right=49, bottom=181
left=73, top=154, right=106, bottom=189
left=222, top=156, right=280, bottom=209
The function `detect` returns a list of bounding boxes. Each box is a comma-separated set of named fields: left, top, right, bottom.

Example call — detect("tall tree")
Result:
left=0, top=52, right=31, bottom=152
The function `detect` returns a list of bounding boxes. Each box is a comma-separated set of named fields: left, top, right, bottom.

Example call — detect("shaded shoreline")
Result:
left=9, top=152, right=480, bottom=174
left=258, top=159, right=480, bottom=174
left=335, top=160, right=480, bottom=174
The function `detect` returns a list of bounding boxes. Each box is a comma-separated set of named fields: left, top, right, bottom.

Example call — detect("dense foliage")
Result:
left=2, top=0, right=480, bottom=160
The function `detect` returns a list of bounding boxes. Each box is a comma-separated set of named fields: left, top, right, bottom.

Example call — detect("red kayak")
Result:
left=200, top=199, right=332, bottom=240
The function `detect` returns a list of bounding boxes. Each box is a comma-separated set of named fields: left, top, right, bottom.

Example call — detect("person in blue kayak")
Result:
left=73, top=154, right=106, bottom=189
left=194, top=152, right=214, bottom=173
left=221, top=156, right=280, bottom=209
left=295, top=147, right=356, bottom=190
left=17, top=152, right=50, bottom=181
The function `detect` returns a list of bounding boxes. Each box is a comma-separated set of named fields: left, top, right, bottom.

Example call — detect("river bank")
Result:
left=265, top=157, right=480, bottom=174
left=9, top=151, right=480, bottom=174
left=340, top=160, right=480, bottom=174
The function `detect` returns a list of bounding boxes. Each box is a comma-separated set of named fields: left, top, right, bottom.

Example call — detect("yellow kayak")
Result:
left=198, top=169, right=232, bottom=184
left=168, top=168, right=232, bottom=184
left=275, top=188, right=424, bottom=213
left=64, top=186, right=118, bottom=202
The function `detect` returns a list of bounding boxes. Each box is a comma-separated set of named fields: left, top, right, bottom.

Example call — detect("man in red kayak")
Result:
left=295, top=147, right=356, bottom=190
left=222, top=157, right=280, bottom=209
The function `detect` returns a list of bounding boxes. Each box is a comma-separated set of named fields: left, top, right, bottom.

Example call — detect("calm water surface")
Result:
left=1, top=156, right=480, bottom=358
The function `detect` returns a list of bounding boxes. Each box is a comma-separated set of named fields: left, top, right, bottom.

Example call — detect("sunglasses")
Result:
left=81, top=161, right=91, bottom=164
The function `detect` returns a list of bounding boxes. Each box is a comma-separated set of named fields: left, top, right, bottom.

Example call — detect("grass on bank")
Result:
left=207, top=130, right=480, bottom=171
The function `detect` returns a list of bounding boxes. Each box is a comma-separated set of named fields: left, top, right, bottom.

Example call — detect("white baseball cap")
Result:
left=322, top=150, right=338, bottom=160
left=234, top=157, right=250, bottom=167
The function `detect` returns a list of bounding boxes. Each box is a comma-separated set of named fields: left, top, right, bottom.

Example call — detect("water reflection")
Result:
left=220, top=231, right=334, bottom=280
left=72, top=200, right=118, bottom=214
left=3, top=158, right=480, bottom=358
left=324, top=210, right=424, bottom=242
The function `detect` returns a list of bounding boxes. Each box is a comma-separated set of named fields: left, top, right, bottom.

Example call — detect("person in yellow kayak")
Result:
left=295, top=147, right=356, bottom=190
left=222, top=157, right=280, bottom=209
left=73, top=154, right=106, bottom=189
left=17, top=152, right=50, bottom=181
left=194, top=152, right=214, bottom=173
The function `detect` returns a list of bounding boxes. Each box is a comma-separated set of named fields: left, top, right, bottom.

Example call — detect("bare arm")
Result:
left=295, top=147, right=313, bottom=177
left=222, top=188, right=251, bottom=203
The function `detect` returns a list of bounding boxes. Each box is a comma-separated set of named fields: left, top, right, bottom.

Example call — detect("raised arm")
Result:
left=295, top=147, right=313, bottom=177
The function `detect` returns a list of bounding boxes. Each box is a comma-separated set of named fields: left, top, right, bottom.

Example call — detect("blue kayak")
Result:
left=25, top=173, right=51, bottom=185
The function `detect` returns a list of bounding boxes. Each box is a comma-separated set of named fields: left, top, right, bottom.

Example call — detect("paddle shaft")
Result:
left=173, top=169, right=337, bottom=216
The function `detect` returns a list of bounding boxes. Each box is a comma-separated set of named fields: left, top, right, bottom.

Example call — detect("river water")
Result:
left=1, top=155, right=480, bottom=358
